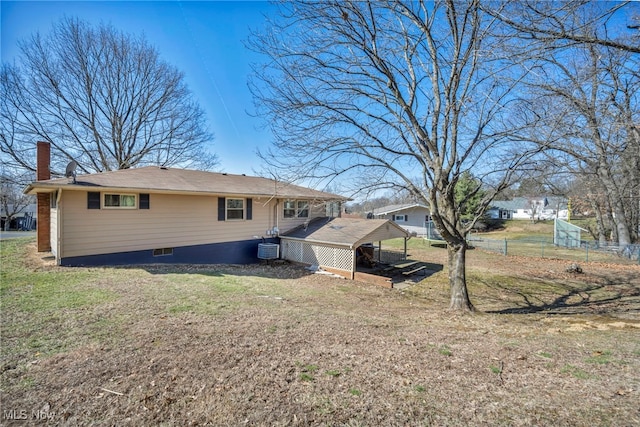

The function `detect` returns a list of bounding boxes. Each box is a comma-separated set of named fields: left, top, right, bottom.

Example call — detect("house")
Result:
left=25, top=142, right=347, bottom=266
left=1, top=202, right=36, bottom=230
left=371, top=203, right=431, bottom=236
left=488, top=197, right=568, bottom=221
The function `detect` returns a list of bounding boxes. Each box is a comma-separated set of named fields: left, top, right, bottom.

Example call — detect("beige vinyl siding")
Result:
left=50, top=207, right=58, bottom=257
left=60, top=191, right=276, bottom=258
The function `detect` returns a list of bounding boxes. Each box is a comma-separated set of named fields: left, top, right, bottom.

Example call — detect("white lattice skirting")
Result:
left=281, top=240, right=354, bottom=272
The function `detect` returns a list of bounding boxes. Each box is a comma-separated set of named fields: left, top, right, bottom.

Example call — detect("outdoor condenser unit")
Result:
left=257, top=243, right=280, bottom=260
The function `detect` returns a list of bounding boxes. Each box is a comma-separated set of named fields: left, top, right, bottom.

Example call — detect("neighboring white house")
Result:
left=488, top=197, right=568, bottom=221
left=371, top=203, right=431, bottom=236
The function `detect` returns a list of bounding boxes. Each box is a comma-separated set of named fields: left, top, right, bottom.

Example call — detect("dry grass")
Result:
left=1, top=238, right=639, bottom=426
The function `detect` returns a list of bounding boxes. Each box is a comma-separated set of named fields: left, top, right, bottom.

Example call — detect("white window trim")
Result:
left=284, top=199, right=309, bottom=219
left=103, top=193, right=137, bottom=209
left=296, top=200, right=309, bottom=218
left=226, top=197, right=245, bottom=221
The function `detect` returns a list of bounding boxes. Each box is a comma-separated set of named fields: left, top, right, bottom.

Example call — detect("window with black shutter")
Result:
left=139, top=194, right=150, bottom=209
left=218, top=197, right=226, bottom=221
left=226, top=198, right=244, bottom=220
left=87, top=192, right=100, bottom=209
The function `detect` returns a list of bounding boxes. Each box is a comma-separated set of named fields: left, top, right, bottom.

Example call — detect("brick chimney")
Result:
left=36, top=141, right=51, bottom=252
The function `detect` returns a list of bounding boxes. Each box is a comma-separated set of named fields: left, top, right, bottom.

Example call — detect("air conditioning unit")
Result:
left=257, top=243, right=280, bottom=260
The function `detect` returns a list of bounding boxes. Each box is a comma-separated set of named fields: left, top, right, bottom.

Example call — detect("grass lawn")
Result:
left=480, top=219, right=556, bottom=241
left=463, top=220, right=639, bottom=265
left=1, top=237, right=639, bottom=426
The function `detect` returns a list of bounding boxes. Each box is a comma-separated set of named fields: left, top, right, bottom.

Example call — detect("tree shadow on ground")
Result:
left=482, top=271, right=640, bottom=317
left=116, top=261, right=314, bottom=280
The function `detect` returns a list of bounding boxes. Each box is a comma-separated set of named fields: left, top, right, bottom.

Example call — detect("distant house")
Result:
left=488, top=197, right=568, bottom=221
left=1, top=202, right=36, bottom=230
left=371, top=203, right=431, bottom=236
left=25, top=143, right=347, bottom=266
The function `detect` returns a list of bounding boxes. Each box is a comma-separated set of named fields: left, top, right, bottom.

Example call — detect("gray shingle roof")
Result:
left=25, top=166, right=345, bottom=200
left=490, top=197, right=568, bottom=211
left=281, top=217, right=409, bottom=248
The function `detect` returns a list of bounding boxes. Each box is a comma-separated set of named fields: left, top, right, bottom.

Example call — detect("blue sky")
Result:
left=1, top=0, right=276, bottom=175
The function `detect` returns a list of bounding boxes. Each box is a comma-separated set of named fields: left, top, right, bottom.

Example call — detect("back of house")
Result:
left=25, top=143, right=346, bottom=266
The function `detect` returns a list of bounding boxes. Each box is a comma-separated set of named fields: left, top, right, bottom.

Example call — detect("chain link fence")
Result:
left=467, top=235, right=640, bottom=265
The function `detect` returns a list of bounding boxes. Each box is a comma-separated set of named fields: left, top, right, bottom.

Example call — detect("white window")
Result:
left=284, top=200, right=309, bottom=218
left=394, top=214, right=406, bottom=222
left=326, top=202, right=340, bottom=217
left=284, top=200, right=296, bottom=218
left=297, top=200, right=309, bottom=218
left=104, top=194, right=136, bottom=209
left=226, top=198, right=244, bottom=220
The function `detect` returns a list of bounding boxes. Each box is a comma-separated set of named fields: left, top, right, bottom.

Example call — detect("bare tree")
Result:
left=249, top=0, right=541, bottom=311
left=569, top=177, right=613, bottom=244
left=525, top=198, right=540, bottom=223
left=495, top=2, right=640, bottom=245
left=1, top=17, right=217, bottom=176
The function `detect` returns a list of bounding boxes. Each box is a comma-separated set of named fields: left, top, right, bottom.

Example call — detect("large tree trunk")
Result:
left=601, top=173, right=632, bottom=245
left=610, top=199, right=632, bottom=246
left=588, top=197, right=608, bottom=244
left=447, top=243, right=475, bottom=312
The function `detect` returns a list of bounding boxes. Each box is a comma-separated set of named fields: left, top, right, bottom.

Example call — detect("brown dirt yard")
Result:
left=1, top=238, right=639, bottom=426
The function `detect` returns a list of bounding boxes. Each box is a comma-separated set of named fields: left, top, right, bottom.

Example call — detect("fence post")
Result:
left=585, top=244, right=589, bottom=263
left=503, top=238, right=508, bottom=256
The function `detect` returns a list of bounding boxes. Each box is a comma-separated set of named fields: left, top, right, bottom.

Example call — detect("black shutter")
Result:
left=246, top=198, right=252, bottom=220
left=218, top=197, right=226, bottom=221
left=88, top=192, right=100, bottom=209
left=392, top=214, right=396, bottom=221
left=139, top=194, right=150, bottom=209
left=405, top=215, right=408, bottom=222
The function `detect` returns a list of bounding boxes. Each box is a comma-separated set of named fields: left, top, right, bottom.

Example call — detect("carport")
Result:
left=279, top=217, right=410, bottom=284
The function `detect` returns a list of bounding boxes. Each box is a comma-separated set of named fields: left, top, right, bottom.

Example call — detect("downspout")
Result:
left=275, top=199, right=280, bottom=236
left=56, top=189, right=62, bottom=265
